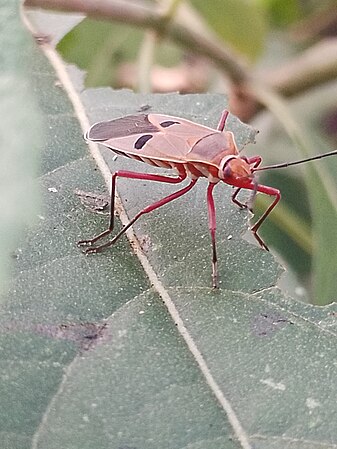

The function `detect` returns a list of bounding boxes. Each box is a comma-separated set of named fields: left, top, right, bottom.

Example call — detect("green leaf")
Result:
left=257, top=0, right=301, bottom=27
left=249, top=83, right=337, bottom=305
left=307, top=160, right=337, bottom=305
left=57, top=18, right=182, bottom=88
left=57, top=19, right=142, bottom=87
left=190, top=0, right=268, bottom=60
left=1, top=8, right=337, bottom=449
left=0, top=3, right=42, bottom=293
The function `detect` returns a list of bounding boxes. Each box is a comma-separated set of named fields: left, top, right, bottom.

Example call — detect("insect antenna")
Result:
left=254, top=149, right=337, bottom=172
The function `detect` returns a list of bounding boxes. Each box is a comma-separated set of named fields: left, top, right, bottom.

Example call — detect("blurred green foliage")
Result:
left=190, top=0, right=268, bottom=60
left=257, top=0, right=301, bottom=26
left=0, top=3, right=42, bottom=294
left=57, top=20, right=183, bottom=87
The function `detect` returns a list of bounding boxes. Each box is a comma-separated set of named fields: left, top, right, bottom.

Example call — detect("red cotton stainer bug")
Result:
left=78, top=110, right=337, bottom=288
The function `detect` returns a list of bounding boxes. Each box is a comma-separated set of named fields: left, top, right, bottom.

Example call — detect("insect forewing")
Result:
left=86, top=113, right=218, bottom=163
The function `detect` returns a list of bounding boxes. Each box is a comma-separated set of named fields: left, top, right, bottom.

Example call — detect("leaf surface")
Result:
left=1, top=8, right=337, bottom=449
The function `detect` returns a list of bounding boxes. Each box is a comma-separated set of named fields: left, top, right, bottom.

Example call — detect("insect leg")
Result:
left=231, top=188, right=247, bottom=209
left=249, top=184, right=281, bottom=250
left=207, top=183, right=218, bottom=288
left=84, top=178, right=197, bottom=254
left=231, top=156, right=262, bottom=209
left=78, top=170, right=187, bottom=247
left=217, top=110, right=229, bottom=132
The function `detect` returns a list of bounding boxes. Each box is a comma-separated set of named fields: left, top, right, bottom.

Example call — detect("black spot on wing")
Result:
left=87, top=114, right=158, bottom=141
left=160, top=120, right=180, bottom=128
left=134, top=134, right=153, bottom=149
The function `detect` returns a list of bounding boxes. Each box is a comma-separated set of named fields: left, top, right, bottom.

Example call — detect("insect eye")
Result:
left=134, top=134, right=153, bottom=149
left=223, top=165, right=232, bottom=178
left=219, top=156, right=235, bottom=178
left=160, top=120, right=180, bottom=128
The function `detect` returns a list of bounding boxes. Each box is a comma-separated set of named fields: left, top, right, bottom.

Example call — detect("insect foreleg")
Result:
left=231, top=188, right=247, bottom=209
left=78, top=170, right=187, bottom=248
left=207, top=183, right=218, bottom=288
left=231, top=156, right=262, bottom=209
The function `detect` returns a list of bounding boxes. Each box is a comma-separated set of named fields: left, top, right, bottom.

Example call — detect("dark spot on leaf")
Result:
left=160, top=120, right=180, bottom=128
left=251, top=311, right=293, bottom=337
left=138, top=104, right=151, bottom=112
left=43, top=322, right=109, bottom=350
left=3, top=321, right=109, bottom=351
left=75, top=189, right=110, bottom=214
left=134, top=134, right=153, bottom=149
left=139, top=234, right=151, bottom=252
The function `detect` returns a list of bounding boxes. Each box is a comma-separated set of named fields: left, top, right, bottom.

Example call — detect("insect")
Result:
left=78, top=110, right=337, bottom=288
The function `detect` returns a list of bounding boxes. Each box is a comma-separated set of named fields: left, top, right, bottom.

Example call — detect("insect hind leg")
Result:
left=78, top=170, right=196, bottom=253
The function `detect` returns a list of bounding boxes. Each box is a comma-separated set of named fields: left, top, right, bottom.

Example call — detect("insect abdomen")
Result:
left=104, top=144, right=218, bottom=181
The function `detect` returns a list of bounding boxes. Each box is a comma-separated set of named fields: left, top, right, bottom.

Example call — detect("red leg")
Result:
left=207, top=183, right=218, bottom=288
left=250, top=184, right=281, bottom=250
left=231, top=188, right=247, bottom=209
left=84, top=178, right=197, bottom=254
left=227, top=176, right=280, bottom=249
left=78, top=170, right=187, bottom=247
left=217, top=110, right=229, bottom=132
left=231, top=156, right=263, bottom=209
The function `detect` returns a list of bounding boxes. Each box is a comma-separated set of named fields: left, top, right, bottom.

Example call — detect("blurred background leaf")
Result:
left=57, top=19, right=183, bottom=88
left=0, top=2, right=42, bottom=295
left=190, top=0, right=268, bottom=60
